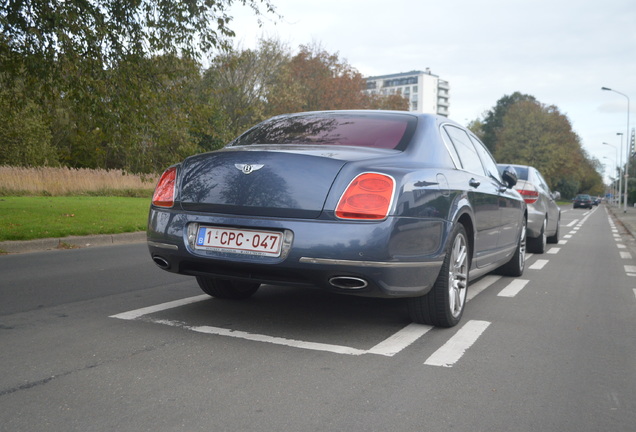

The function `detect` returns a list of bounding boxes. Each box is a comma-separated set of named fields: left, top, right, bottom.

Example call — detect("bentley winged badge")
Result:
left=234, top=164, right=264, bottom=174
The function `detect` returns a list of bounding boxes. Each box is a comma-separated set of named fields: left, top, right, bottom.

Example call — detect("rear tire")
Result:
left=527, top=218, right=547, bottom=253
left=196, top=276, right=260, bottom=299
left=547, top=217, right=560, bottom=244
left=498, top=215, right=526, bottom=277
left=407, top=224, right=469, bottom=328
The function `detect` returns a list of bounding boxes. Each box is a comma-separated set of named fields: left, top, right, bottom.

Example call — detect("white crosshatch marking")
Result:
left=424, top=320, right=491, bottom=367
left=498, top=279, right=529, bottom=297
left=111, top=296, right=430, bottom=357
left=110, top=275, right=503, bottom=363
left=529, top=259, right=549, bottom=270
left=625, top=265, right=636, bottom=273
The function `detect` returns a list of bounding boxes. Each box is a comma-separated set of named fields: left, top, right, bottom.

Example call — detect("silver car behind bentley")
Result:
left=498, top=164, right=560, bottom=253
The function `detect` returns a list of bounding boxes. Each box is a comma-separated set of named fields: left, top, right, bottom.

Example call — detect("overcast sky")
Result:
left=228, top=0, right=635, bottom=181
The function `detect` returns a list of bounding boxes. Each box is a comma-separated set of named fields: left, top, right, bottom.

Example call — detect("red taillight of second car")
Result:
left=152, top=167, right=177, bottom=208
left=335, top=173, right=395, bottom=220
left=517, top=188, right=539, bottom=204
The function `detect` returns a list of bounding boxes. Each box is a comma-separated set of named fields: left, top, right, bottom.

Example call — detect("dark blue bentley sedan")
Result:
left=148, top=111, right=527, bottom=327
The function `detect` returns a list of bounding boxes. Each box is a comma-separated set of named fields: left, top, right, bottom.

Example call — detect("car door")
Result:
left=442, top=125, right=501, bottom=268
left=469, top=135, right=523, bottom=253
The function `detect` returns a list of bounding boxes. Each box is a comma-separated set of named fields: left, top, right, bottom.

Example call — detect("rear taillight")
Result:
left=517, top=188, right=539, bottom=204
left=335, top=173, right=395, bottom=220
left=152, top=167, right=177, bottom=208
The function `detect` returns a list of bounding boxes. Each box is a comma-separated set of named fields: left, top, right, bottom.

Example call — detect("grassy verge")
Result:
left=0, top=196, right=150, bottom=241
left=0, top=166, right=157, bottom=197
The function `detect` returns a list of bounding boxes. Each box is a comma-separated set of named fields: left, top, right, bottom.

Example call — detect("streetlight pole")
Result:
left=603, top=156, right=617, bottom=202
left=603, top=141, right=623, bottom=204
left=602, top=87, right=631, bottom=212
left=617, top=132, right=624, bottom=207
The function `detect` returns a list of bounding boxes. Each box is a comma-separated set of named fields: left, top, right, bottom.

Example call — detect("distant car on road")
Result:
left=148, top=110, right=528, bottom=328
left=497, top=164, right=560, bottom=253
left=573, top=194, right=593, bottom=209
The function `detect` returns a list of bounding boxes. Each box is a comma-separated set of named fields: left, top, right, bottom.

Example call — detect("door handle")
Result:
left=469, top=178, right=481, bottom=188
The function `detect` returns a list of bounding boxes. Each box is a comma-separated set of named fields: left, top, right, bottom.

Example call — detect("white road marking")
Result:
left=498, top=279, right=529, bottom=297
left=367, top=323, right=433, bottom=356
left=164, top=320, right=369, bottom=356
left=111, top=275, right=503, bottom=360
left=529, top=259, right=549, bottom=270
left=625, top=265, right=636, bottom=274
left=547, top=248, right=560, bottom=254
left=558, top=240, right=568, bottom=245
left=109, top=295, right=210, bottom=320
left=617, top=244, right=626, bottom=249
left=424, top=320, right=491, bottom=367
left=620, top=251, right=632, bottom=259
left=633, top=289, right=636, bottom=300
left=466, top=275, right=501, bottom=302
left=564, top=235, right=572, bottom=239
left=567, top=220, right=578, bottom=227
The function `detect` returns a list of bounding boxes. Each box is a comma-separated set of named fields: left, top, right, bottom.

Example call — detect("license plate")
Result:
left=195, top=226, right=283, bottom=257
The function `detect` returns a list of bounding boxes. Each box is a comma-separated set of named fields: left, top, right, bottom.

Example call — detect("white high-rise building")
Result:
left=364, top=69, right=450, bottom=117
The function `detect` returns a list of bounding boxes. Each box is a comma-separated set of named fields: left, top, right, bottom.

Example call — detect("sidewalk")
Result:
left=0, top=231, right=146, bottom=254
left=606, top=204, right=636, bottom=238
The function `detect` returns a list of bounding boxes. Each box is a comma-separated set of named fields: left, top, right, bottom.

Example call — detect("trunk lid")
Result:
left=178, top=146, right=398, bottom=218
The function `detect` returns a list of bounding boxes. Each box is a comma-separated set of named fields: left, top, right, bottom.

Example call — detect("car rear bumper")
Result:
left=147, top=207, right=449, bottom=298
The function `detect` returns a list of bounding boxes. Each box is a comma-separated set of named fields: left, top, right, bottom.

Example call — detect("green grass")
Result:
left=0, top=196, right=151, bottom=241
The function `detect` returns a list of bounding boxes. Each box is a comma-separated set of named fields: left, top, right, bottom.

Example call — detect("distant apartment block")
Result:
left=364, top=69, right=450, bottom=116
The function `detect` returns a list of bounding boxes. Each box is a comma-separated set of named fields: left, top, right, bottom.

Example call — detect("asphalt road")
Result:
left=1, top=205, right=635, bottom=432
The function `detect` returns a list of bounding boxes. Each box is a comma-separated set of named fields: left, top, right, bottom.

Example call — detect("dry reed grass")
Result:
left=0, top=166, right=158, bottom=196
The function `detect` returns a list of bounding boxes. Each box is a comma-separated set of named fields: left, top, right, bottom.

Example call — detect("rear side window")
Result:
left=230, top=113, right=417, bottom=150
left=443, top=125, right=485, bottom=176
left=469, top=135, right=502, bottom=182
left=534, top=169, right=550, bottom=193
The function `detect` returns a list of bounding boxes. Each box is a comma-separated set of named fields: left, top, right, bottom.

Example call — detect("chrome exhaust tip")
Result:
left=329, top=276, right=368, bottom=290
left=152, top=256, right=170, bottom=270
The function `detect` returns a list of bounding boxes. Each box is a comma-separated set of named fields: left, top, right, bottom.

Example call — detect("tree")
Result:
left=361, top=93, right=409, bottom=111
left=466, top=118, right=485, bottom=141
left=203, top=41, right=408, bottom=142
left=267, top=44, right=368, bottom=114
left=0, top=0, right=277, bottom=71
left=0, top=88, right=56, bottom=166
left=480, top=92, right=536, bottom=152
left=0, top=0, right=277, bottom=172
left=493, top=99, right=604, bottom=197
left=204, top=38, right=292, bottom=137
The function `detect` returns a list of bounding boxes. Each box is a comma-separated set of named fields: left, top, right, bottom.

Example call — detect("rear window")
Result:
left=230, top=112, right=417, bottom=150
left=498, top=165, right=528, bottom=180
left=512, top=166, right=529, bottom=180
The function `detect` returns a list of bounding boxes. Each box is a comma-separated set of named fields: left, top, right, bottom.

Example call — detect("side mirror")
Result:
left=501, top=166, right=518, bottom=188
left=552, top=191, right=561, bottom=200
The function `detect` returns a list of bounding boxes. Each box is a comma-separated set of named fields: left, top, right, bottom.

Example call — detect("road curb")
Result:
left=0, top=231, right=146, bottom=254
